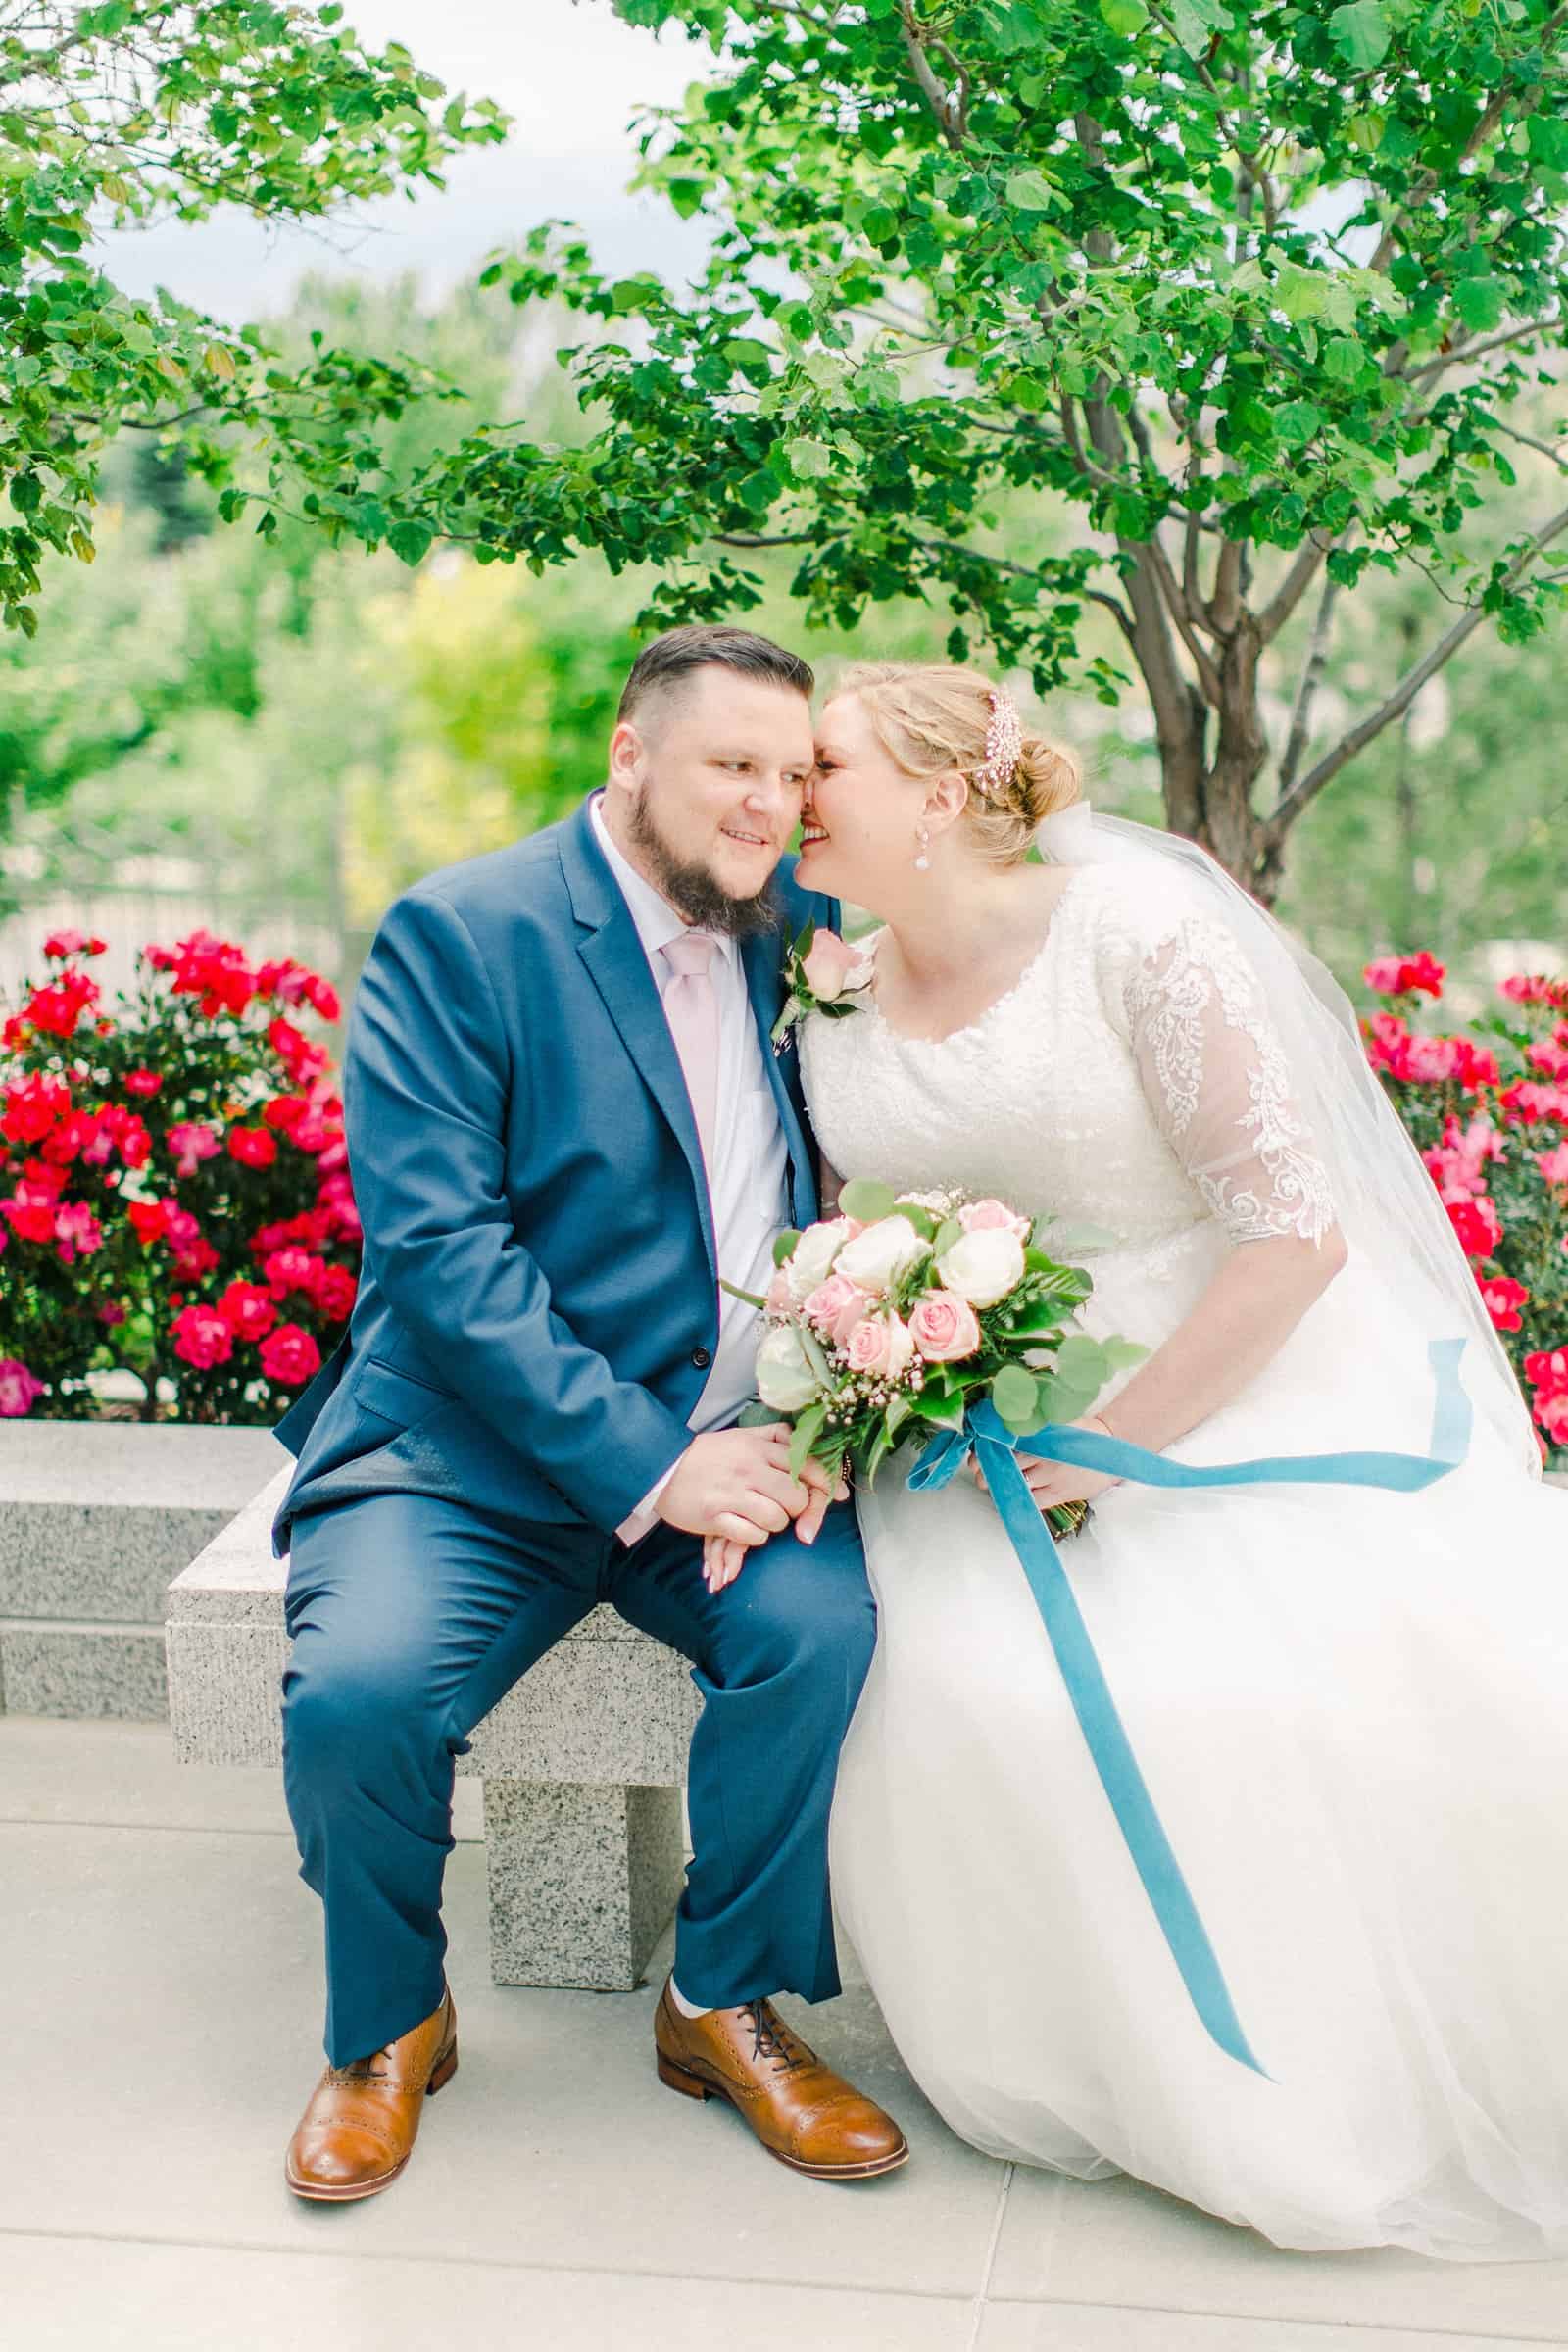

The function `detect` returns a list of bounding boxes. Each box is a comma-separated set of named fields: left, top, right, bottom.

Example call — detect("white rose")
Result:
left=756, top=1323, right=821, bottom=1412
left=786, top=1215, right=857, bottom=1301
left=835, top=1214, right=929, bottom=1297
left=936, top=1227, right=1026, bottom=1308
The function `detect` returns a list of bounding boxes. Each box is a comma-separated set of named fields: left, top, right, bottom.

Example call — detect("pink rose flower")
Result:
left=166, top=1121, right=220, bottom=1180
left=172, top=1305, right=233, bottom=1371
left=1538, top=1143, right=1568, bottom=1189
left=845, top=1311, right=915, bottom=1380
left=957, top=1198, right=1031, bottom=1241
left=802, top=1273, right=861, bottom=1335
left=908, top=1291, right=983, bottom=1363
left=0, top=1359, right=45, bottom=1416
left=801, top=930, right=868, bottom=1004
left=764, top=1265, right=794, bottom=1316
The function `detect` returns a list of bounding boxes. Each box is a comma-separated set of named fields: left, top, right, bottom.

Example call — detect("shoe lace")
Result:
left=327, top=2045, right=390, bottom=2085
left=738, top=2000, right=809, bottom=2074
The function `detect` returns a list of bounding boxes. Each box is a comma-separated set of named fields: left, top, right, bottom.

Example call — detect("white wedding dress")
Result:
left=801, top=857, right=1568, bottom=2260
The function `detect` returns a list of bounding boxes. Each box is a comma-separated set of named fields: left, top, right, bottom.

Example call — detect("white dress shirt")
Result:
left=589, top=794, right=791, bottom=1542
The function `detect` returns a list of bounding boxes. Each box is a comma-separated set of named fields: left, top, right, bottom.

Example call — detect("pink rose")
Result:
left=801, top=930, right=868, bottom=1004
left=803, top=1273, right=860, bottom=1334
left=958, top=1198, right=1031, bottom=1241
left=907, top=1291, right=982, bottom=1363
left=0, top=1358, right=45, bottom=1416
left=1539, top=1144, right=1568, bottom=1189
left=765, top=1266, right=793, bottom=1315
left=845, top=1311, right=915, bottom=1380
left=166, top=1121, right=220, bottom=1180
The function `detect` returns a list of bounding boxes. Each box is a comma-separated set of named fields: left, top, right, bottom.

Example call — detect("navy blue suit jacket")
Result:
left=270, top=797, right=834, bottom=1557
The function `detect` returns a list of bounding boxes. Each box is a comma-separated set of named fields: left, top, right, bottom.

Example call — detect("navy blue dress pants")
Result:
left=281, top=1489, right=875, bottom=2066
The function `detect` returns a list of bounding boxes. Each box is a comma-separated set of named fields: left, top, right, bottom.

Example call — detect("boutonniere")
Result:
left=771, top=919, right=876, bottom=1052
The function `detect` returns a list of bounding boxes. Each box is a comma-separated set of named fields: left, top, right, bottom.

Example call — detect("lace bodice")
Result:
left=801, top=864, right=1336, bottom=1323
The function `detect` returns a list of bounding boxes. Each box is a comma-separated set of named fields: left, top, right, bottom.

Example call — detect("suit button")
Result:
left=691, top=1347, right=711, bottom=1371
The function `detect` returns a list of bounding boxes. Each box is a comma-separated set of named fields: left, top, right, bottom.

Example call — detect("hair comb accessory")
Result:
left=972, top=688, right=1023, bottom=800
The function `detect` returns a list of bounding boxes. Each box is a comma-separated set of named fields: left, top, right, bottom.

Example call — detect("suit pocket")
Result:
left=352, top=1354, right=454, bottom=1427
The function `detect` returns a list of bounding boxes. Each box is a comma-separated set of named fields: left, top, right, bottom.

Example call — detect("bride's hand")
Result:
left=704, top=1533, right=749, bottom=1593
left=970, top=1415, right=1122, bottom=1514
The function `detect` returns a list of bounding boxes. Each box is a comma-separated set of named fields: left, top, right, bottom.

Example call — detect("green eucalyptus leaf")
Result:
left=991, top=1362, right=1041, bottom=1429
left=839, top=1177, right=898, bottom=1224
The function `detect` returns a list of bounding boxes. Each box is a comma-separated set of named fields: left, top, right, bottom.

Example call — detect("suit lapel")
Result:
left=742, top=927, right=817, bottom=1227
left=562, top=805, right=718, bottom=1285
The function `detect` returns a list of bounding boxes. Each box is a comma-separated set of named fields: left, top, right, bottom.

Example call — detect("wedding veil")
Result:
left=1036, top=801, right=1542, bottom=1479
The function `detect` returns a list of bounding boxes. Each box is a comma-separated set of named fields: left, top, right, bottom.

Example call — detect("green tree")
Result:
left=0, top=1, right=506, bottom=634
left=378, top=0, right=1568, bottom=898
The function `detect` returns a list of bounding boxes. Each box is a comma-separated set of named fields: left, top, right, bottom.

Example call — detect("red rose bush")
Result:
left=1362, top=955, right=1568, bottom=1469
left=0, top=926, right=359, bottom=1421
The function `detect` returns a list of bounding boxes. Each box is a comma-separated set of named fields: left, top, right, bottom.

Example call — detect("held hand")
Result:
left=703, top=1453, right=851, bottom=1594
left=659, top=1424, right=809, bottom=1550
left=970, top=1414, right=1122, bottom=1517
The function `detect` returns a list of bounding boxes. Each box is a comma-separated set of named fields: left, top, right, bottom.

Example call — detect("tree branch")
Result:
left=1404, top=319, right=1557, bottom=385
left=1257, top=529, right=1336, bottom=645
left=1146, top=531, right=1224, bottom=704
left=898, top=3, right=966, bottom=150
left=1267, top=499, right=1568, bottom=837
left=1275, top=567, right=1344, bottom=800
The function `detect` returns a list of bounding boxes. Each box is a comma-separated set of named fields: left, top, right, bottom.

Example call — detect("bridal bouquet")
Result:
left=740, top=1179, right=1146, bottom=1539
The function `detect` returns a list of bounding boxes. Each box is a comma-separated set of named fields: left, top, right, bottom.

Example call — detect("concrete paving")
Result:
left=4, top=1717, right=1567, bottom=2352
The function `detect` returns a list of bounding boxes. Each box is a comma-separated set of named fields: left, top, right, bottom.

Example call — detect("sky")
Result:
left=97, top=0, right=714, bottom=321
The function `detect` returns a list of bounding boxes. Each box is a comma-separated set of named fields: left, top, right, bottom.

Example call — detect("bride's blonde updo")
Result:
left=832, top=662, right=1081, bottom=866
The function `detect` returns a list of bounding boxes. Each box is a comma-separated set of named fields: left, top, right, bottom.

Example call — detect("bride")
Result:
left=779, top=661, right=1568, bottom=2259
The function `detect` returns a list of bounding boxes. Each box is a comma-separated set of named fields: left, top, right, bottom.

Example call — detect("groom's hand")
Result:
left=659, top=1426, right=812, bottom=1550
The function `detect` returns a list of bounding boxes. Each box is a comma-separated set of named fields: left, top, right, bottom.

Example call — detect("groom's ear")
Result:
left=608, top=720, right=645, bottom=787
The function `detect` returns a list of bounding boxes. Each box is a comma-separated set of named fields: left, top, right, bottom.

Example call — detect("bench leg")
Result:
left=481, top=1780, right=685, bottom=1992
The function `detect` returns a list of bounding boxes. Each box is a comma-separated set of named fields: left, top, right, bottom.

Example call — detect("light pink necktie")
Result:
left=662, top=929, right=720, bottom=1165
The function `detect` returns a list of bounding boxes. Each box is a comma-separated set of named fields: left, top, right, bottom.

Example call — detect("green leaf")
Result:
left=737, top=470, right=777, bottom=514
left=1273, top=399, right=1324, bottom=447
left=737, top=1399, right=788, bottom=1428
left=910, top=1385, right=968, bottom=1434
left=1054, top=1334, right=1109, bottom=1388
left=1100, top=1337, right=1150, bottom=1374
left=772, top=1228, right=802, bottom=1267
left=991, top=1362, right=1042, bottom=1430
left=1275, top=263, right=1328, bottom=322
left=1328, top=1, right=1391, bottom=69
left=1005, top=169, right=1059, bottom=214
left=719, top=1278, right=767, bottom=1309
left=1167, top=0, right=1233, bottom=56
left=1527, top=117, right=1568, bottom=173
left=933, top=1217, right=964, bottom=1256
left=1099, top=0, right=1150, bottom=33
left=893, top=1201, right=937, bottom=1239
left=839, top=1177, right=898, bottom=1223
left=788, top=1402, right=827, bottom=1480
left=387, top=520, right=431, bottom=566
left=1454, top=275, right=1506, bottom=333
left=785, top=436, right=832, bottom=480
left=1033, top=1375, right=1096, bottom=1426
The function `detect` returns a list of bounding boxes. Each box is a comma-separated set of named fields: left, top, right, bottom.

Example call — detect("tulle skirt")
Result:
left=830, top=1248, right=1568, bottom=2258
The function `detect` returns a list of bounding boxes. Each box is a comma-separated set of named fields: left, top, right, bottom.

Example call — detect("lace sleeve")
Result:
left=1122, top=911, right=1339, bottom=1246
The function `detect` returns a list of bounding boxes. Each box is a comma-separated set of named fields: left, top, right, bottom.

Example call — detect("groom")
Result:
left=268, top=624, right=906, bottom=2199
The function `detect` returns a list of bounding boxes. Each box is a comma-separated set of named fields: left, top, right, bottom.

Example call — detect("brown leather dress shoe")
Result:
left=654, top=1980, right=908, bottom=2180
left=284, top=1986, right=458, bottom=2203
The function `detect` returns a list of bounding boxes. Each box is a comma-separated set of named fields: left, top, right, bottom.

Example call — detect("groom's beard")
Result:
left=627, top=788, right=780, bottom=939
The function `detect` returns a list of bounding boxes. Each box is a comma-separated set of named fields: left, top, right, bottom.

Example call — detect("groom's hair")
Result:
left=616, top=625, right=814, bottom=729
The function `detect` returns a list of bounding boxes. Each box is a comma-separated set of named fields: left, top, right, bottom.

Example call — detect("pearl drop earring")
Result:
left=913, top=823, right=931, bottom=872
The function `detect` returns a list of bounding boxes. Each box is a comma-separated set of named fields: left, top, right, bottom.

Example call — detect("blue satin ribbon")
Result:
left=907, top=1337, right=1474, bottom=2076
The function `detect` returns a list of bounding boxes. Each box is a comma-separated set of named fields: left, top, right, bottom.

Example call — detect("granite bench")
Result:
left=166, top=1464, right=699, bottom=1992
left=0, top=1422, right=283, bottom=1720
